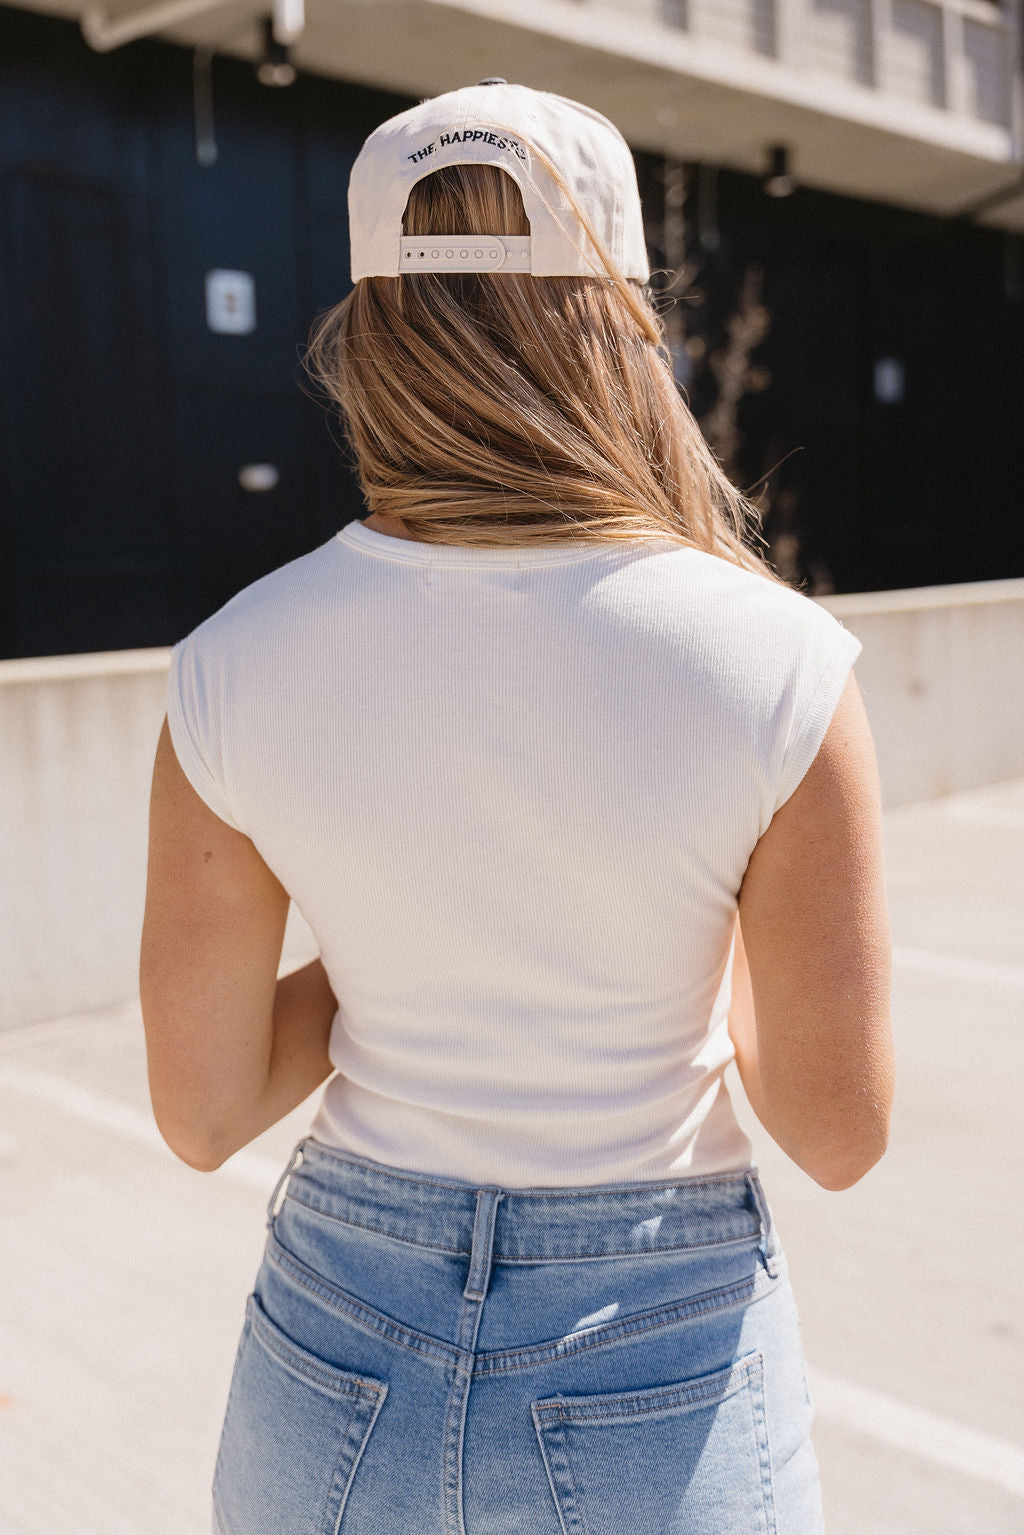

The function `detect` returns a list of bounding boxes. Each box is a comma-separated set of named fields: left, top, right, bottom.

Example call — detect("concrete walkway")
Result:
left=1, top=777, right=1023, bottom=1533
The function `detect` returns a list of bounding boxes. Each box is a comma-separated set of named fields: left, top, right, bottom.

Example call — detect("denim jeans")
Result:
left=212, top=1135, right=826, bottom=1534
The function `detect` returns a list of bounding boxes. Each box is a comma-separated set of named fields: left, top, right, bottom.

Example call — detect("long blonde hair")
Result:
left=306, top=158, right=786, bottom=584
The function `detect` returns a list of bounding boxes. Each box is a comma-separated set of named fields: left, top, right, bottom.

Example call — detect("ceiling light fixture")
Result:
left=764, top=145, right=795, bottom=199
left=256, top=14, right=296, bottom=87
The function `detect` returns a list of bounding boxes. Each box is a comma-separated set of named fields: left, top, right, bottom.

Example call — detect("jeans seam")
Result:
left=266, top=1230, right=461, bottom=1366
left=282, top=1188, right=470, bottom=1257
left=265, top=1218, right=780, bottom=1377
left=315, top=1397, right=360, bottom=1535
left=751, top=1352, right=778, bottom=1533
left=211, top=1307, right=253, bottom=1515
left=533, top=1352, right=761, bottom=1422
left=473, top=1263, right=780, bottom=1376
left=248, top=1297, right=386, bottom=1400
left=281, top=1187, right=761, bottom=1262
left=495, top=1230, right=761, bottom=1262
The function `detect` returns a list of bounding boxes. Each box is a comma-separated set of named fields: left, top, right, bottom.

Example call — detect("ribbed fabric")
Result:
left=167, top=520, right=862, bottom=1188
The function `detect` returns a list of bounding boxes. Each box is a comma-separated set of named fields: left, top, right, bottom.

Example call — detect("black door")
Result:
left=0, top=7, right=402, bottom=658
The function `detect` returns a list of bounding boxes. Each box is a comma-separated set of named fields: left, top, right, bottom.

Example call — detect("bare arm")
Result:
left=140, top=718, right=337, bottom=1171
left=727, top=670, right=895, bottom=1191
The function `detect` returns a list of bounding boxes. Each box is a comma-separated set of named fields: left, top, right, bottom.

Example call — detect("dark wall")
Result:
left=637, top=155, right=1024, bottom=596
left=1, top=6, right=1022, bottom=658
left=0, top=6, right=406, bottom=657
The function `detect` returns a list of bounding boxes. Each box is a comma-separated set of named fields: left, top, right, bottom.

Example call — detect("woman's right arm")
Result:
left=729, top=669, right=895, bottom=1191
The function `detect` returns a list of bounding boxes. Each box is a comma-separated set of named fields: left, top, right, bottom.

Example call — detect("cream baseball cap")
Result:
left=348, top=79, right=650, bottom=282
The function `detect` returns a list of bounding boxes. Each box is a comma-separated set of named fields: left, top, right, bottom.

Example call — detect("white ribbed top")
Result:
left=167, top=520, right=862, bottom=1187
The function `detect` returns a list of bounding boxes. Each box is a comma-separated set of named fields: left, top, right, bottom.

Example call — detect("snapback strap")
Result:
left=398, top=235, right=532, bottom=273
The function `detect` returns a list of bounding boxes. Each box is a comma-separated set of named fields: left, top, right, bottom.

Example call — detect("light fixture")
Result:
left=256, top=14, right=296, bottom=87
left=764, top=145, right=794, bottom=199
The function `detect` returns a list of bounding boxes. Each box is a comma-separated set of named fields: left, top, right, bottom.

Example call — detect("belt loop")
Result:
left=746, top=1170, right=781, bottom=1279
left=463, top=1189, right=504, bottom=1301
left=266, top=1139, right=306, bottom=1231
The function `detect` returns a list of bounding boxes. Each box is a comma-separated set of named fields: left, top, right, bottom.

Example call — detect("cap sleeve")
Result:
left=165, top=633, right=244, bottom=832
left=771, top=612, right=863, bottom=819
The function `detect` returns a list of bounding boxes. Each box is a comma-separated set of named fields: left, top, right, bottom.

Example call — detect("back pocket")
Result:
left=212, top=1292, right=387, bottom=1535
left=532, top=1350, right=775, bottom=1535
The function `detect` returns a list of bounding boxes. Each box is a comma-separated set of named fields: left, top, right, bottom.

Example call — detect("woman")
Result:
left=141, top=81, right=894, bottom=1535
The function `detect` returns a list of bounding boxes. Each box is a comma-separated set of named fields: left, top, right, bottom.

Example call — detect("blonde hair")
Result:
left=306, top=158, right=787, bottom=584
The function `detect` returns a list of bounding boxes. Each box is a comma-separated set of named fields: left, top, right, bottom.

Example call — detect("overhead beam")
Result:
left=81, top=0, right=303, bottom=53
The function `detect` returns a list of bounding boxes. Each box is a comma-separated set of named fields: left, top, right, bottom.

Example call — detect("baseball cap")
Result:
left=348, top=79, right=650, bottom=283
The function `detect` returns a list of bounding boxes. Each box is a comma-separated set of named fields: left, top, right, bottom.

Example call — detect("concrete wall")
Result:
left=0, top=648, right=317, bottom=1031
left=1, top=650, right=169, bottom=1032
left=3, top=570, right=1023, bottom=1030
left=824, top=573, right=1024, bottom=803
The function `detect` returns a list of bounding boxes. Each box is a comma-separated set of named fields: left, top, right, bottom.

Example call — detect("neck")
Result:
left=363, top=514, right=422, bottom=543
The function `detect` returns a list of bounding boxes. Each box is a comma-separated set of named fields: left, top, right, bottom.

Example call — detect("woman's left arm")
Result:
left=140, top=718, right=337, bottom=1172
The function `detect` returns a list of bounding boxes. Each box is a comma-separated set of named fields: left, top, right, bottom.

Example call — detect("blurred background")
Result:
left=2, top=0, right=1024, bottom=656
left=0, top=2, right=1023, bottom=1532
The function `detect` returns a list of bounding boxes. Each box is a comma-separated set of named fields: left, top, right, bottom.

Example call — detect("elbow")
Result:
left=154, top=1113, right=229, bottom=1173
left=784, top=1059, right=896, bottom=1193
left=147, top=1070, right=248, bottom=1172
left=809, top=1123, right=892, bottom=1193
left=166, top=1135, right=227, bottom=1173
left=812, top=1161, right=877, bottom=1193
left=176, top=1146, right=227, bottom=1174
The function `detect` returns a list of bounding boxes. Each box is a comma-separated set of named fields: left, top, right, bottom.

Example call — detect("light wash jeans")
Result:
left=212, top=1135, right=826, bottom=1534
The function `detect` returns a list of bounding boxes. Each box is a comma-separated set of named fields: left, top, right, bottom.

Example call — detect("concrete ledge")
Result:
left=1, top=653, right=169, bottom=1030
left=822, top=574, right=1024, bottom=614
left=817, top=575, right=1024, bottom=803
left=0, top=643, right=318, bottom=1031
left=3, top=573, right=1023, bottom=1029
left=0, top=646, right=174, bottom=685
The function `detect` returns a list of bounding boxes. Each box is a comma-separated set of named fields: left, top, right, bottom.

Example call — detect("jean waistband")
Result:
left=266, top=1136, right=779, bottom=1274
